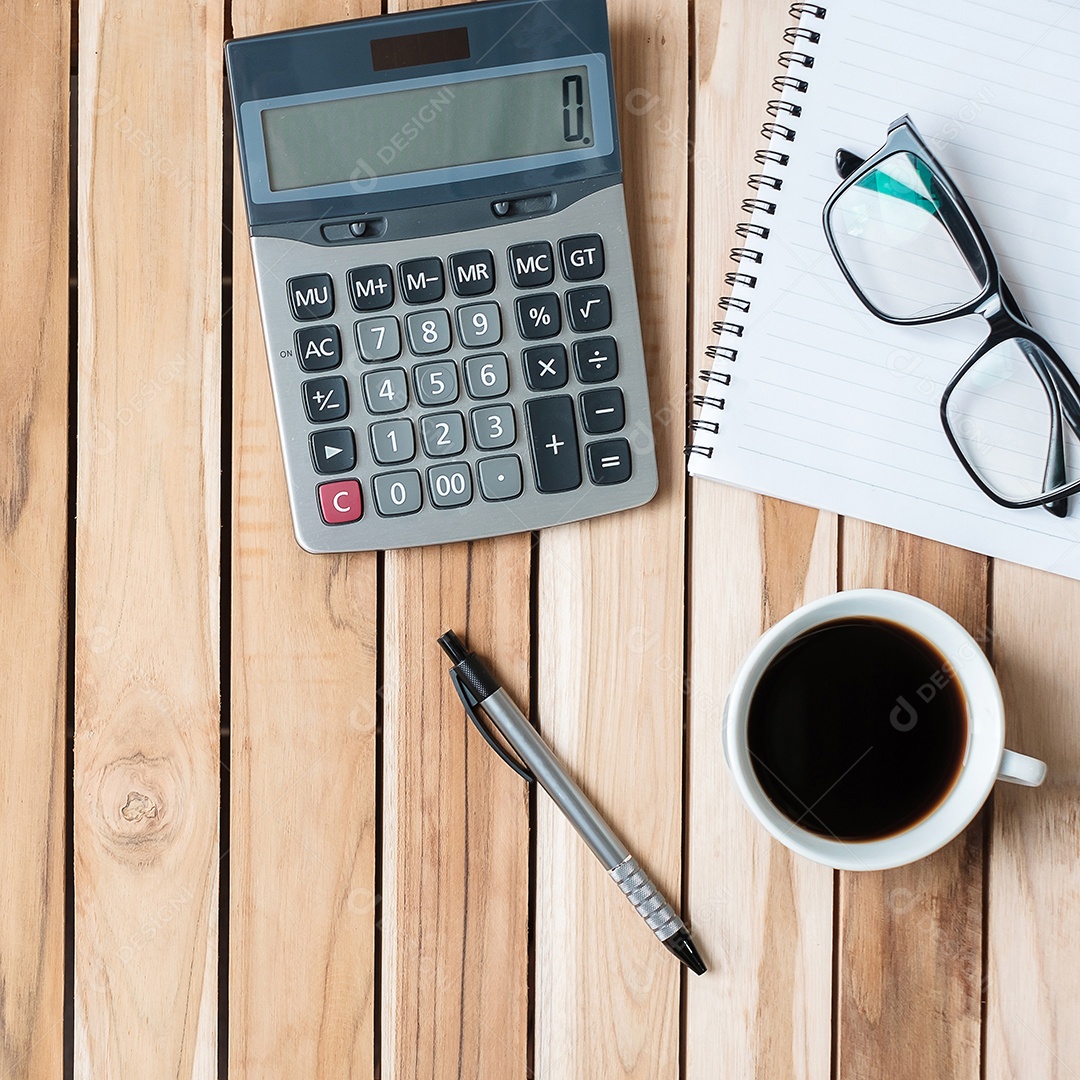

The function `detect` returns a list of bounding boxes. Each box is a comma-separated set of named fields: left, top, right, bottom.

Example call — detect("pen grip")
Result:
left=610, top=855, right=686, bottom=943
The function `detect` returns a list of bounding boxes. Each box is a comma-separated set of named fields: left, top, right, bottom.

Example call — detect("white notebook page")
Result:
left=689, top=0, right=1080, bottom=580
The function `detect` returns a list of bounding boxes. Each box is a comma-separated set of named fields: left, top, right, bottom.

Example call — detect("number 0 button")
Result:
left=372, top=470, right=422, bottom=516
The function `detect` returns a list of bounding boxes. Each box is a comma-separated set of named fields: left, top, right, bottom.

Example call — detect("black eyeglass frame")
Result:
left=822, top=114, right=1080, bottom=516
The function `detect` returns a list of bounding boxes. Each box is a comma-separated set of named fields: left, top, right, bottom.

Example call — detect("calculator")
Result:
left=226, top=0, right=657, bottom=552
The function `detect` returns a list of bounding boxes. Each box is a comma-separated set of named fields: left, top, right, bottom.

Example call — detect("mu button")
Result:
left=288, top=273, right=334, bottom=320
left=317, top=479, right=363, bottom=525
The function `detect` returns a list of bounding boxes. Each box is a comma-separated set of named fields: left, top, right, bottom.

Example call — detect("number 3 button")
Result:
left=471, top=405, right=516, bottom=450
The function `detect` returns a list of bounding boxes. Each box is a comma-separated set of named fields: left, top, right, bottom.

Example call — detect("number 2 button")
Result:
left=363, top=368, right=409, bottom=413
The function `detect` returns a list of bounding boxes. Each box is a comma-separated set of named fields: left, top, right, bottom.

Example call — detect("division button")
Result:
left=427, top=462, right=473, bottom=508
left=525, top=395, right=581, bottom=493
left=572, top=336, right=619, bottom=382
left=508, top=241, right=554, bottom=288
left=310, top=427, right=356, bottom=474
left=560, top=234, right=605, bottom=281
left=522, top=344, right=568, bottom=391
left=516, top=293, right=561, bottom=339
left=288, top=274, right=334, bottom=320
left=302, top=375, right=349, bottom=423
left=317, top=478, right=363, bottom=524
left=449, top=249, right=496, bottom=296
left=586, top=438, right=632, bottom=485
left=580, top=387, right=625, bottom=434
left=346, top=264, right=394, bottom=311
left=372, top=469, right=423, bottom=516
left=295, top=324, right=342, bottom=371
left=566, top=284, right=612, bottom=333
left=477, top=455, right=524, bottom=501
left=399, top=257, right=445, bottom=304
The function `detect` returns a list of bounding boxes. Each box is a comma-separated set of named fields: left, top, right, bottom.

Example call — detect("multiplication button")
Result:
left=523, top=344, right=568, bottom=391
left=303, top=376, right=348, bottom=423
left=347, top=264, right=394, bottom=311
left=586, top=438, right=632, bottom=485
left=572, top=337, right=619, bottom=382
left=478, top=456, right=523, bottom=501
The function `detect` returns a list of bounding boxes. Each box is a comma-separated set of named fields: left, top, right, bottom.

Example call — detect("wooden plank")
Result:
left=378, top=3, right=531, bottom=1075
left=987, top=565, right=1080, bottom=1080
left=73, top=0, right=222, bottom=1074
left=381, top=539, right=531, bottom=1080
left=0, top=1, right=70, bottom=1075
left=532, top=1, right=688, bottom=1074
left=685, top=2, right=836, bottom=1075
left=228, top=2, right=381, bottom=1077
left=837, top=521, right=987, bottom=1080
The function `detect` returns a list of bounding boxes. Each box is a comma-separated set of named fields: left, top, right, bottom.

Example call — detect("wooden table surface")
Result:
left=3, top=0, right=1078, bottom=1076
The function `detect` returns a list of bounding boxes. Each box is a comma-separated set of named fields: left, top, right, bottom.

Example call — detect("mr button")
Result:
left=317, top=479, right=363, bottom=525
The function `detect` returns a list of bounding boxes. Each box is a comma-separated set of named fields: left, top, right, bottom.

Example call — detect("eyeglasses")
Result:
left=823, top=115, right=1080, bottom=517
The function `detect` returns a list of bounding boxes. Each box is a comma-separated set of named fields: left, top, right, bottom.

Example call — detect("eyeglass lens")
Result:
left=944, top=337, right=1079, bottom=502
left=828, top=151, right=988, bottom=321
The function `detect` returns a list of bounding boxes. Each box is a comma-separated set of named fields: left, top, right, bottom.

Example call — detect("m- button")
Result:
left=400, top=258, right=445, bottom=304
left=560, top=234, right=605, bottom=281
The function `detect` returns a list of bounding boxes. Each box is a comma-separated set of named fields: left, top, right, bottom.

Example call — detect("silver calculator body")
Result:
left=227, top=0, right=658, bottom=552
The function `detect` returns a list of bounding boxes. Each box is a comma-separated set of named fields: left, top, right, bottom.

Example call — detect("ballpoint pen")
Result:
left=438, top=630, right=707, bottom=976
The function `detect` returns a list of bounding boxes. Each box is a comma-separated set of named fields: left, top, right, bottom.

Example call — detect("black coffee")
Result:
left=747, top=616, right=967, bottom=841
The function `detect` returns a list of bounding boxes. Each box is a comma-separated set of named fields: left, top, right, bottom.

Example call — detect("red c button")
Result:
left=317, top=479, right=363, bottom=525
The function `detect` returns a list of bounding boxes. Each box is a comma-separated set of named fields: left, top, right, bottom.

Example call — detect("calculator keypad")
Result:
left=259, top=184, right=657, bottom=550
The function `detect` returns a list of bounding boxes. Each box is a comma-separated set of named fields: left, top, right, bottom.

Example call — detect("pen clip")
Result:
left=449, top=668, right=536, bottom=784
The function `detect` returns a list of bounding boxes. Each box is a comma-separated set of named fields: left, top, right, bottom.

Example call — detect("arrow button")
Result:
left=310, top=427, right=356, bottom=475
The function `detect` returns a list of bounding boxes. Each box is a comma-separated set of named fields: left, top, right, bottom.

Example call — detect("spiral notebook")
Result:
left=688, top=0, right=1080, bottom=580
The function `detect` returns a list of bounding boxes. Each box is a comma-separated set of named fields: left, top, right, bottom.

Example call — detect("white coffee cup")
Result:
left=723, top=589, right=1046, bottom=871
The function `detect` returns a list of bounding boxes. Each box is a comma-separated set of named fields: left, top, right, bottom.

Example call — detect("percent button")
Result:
left=515, top=293, right=561, bottom=340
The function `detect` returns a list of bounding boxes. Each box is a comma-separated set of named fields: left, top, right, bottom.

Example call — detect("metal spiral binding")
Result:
left=687, top=2, right=826, bottom=459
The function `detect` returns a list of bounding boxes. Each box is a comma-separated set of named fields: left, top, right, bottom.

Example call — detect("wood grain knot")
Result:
left=120, top=791, right=157, bottom=822
left=96, top=753, right=180, bottom=859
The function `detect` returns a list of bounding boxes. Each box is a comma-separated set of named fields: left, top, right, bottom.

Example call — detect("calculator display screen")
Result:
left=261, top=64, right=596, bottom=192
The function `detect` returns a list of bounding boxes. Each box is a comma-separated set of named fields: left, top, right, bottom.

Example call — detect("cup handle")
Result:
left=998, top=748, right=1047, bottom=787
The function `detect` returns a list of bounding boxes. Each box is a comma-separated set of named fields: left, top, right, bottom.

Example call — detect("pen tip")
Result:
left=664, top=930, right=707, bottom=976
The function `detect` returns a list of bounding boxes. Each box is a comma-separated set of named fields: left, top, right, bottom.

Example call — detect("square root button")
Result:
left=317, top=479, right=363, bottom=524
